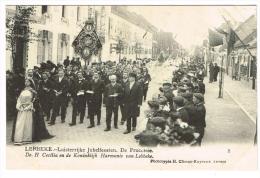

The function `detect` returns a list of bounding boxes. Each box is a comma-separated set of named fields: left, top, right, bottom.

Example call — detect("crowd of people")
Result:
left=135, top=61, right=207, bottom=146
left=209, top=62, right=220, bottom=83
left=7, top=57, right=152, bottom=145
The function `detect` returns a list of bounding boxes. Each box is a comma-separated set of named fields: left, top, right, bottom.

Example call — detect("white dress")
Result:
left=14, top=89, right=34, bottom=145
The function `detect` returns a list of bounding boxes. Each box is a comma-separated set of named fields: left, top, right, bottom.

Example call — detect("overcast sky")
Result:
left=128, top=6, right=256, bottom=50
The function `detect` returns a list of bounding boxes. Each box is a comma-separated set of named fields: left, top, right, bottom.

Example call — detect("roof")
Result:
left=111, top=6, right=158, bottom=33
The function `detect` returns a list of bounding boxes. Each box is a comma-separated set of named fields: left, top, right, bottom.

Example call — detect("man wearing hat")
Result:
left=119, top=72, right=129, bottom=125
left=173, top=96, right=189, bottom=123
left=191, top=93, right=206, bottom=146
left=123, top=72, right=143, bottom=134
left=87, top=72, right=105, bottom=128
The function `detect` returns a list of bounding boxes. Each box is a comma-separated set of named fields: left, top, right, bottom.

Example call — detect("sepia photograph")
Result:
left=2, top=1, right=258, bottom=172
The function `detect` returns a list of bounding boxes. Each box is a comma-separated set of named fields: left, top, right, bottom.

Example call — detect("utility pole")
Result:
left=218, top=53, right=225, bottom=98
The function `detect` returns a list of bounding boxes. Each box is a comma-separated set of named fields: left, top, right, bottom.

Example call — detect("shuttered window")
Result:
left=48, top=32, right=53, bottom=60
left=37, top=30, right=44, bottom=64
left=57, top=34, right=62, bottom=62
left=57, top=33, right=70, bottom=62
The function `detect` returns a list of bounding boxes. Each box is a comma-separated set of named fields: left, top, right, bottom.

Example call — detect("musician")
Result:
left=38, top=71, right=54, bottom=121
left=86, top=72, right=105, bottom=128
left=103, top=75, right=123, bottom=131
left=123, top=73, right=143, bottom=134
left=48, top=69, right=69, bottom=125
left=69, top=71, right=89, bottom=126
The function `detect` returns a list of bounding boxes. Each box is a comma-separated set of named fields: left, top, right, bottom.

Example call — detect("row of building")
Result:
left=203, top=14, right=257, bottom=90
left=6, top=5, right=180, bottom=70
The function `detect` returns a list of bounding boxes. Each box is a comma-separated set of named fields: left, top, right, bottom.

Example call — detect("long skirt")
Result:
left=13, top=110, right=33, bottom=145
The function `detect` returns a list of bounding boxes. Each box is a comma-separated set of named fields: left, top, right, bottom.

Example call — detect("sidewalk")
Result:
left=203, top=77, right=256, bottom=145
left=223, top=74, right=257, bottom=123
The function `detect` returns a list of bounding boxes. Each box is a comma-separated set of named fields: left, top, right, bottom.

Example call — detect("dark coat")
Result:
left=70, top=79, right=89, bottom=99
left=103, top=83, right=123, bottom=107
left=177, top=107, right=190, bottom=123
left=198, top=82, right=205, bottom=94
left=184, top=102, right=197, bottom=125
left=123, top=81, right=143, bottom=118
left=213, top=65, right=220, bottom=76
left=52, top=77, right=69, bottom=98
left=87, top=79, right=105, bottom=109
left=189, top=103, right=206, bottom=129
left=143, top=73, right=151, bottom=90
left=38, top=79, right=54, bottom=103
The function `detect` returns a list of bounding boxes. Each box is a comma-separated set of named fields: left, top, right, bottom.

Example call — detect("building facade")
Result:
left=6, top=5, right=157, bottom=70
left=206, top=14, right=257, bottom=90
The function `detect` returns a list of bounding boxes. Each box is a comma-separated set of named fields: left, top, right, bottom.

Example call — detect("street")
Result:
left=6, top=62, right=256, bottom=147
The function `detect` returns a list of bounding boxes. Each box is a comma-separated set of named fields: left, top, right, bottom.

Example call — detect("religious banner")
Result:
left=72, top=19, right=102, bottom=61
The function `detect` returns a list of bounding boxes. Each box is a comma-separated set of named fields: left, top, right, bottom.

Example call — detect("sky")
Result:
left=128, top=6, right=256, bottom=50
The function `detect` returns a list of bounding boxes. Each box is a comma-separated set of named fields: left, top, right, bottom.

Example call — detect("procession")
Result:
left=5, top=6, right=256, bottom=148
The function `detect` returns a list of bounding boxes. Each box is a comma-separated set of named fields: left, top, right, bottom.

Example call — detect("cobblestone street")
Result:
left=6, top=62, right=256, bottom=148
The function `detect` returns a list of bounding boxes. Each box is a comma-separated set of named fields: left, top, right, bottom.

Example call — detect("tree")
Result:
left=6, top=6, right=38, bottom=72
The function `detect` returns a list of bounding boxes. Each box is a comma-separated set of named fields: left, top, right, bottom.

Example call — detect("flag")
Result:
left=215, top=27, right=228, bottom=36
left=227, top=28, right=237, bottom=55
left=208, top=29, right=224, bottom=47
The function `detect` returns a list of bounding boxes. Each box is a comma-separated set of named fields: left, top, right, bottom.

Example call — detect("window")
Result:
left=37, top=30, right=53, bottom=63
left=42, top=5, right=48, bottom=14
left=88, top=7, right=93, bottom=19
left=57, top=33, right=70, bottom=62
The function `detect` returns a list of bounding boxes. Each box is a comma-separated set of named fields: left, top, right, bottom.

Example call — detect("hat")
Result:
left=33, top=66, right=40, bottom=70
left=163, top=81, right=172, bottom=87
left=193, top=93, right=204, bottom=102
left=181, top=93, right=193, bottom=100
left=173, top=96, right=184, bottom=107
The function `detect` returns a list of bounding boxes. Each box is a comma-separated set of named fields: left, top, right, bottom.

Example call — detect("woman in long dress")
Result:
left=12, top=78, right=54, bottom=144
left=13, top=79, right=35, bottom=145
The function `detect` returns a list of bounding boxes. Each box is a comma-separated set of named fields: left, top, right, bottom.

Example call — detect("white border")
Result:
left=0, top=0, right=259, bottom=178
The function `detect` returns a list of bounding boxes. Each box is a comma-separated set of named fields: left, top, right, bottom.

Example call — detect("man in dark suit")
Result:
left=173, top=96, right=190, bottom=123
left=119, top=72, right=129, bottom=125
left=191, top=93, right=206, bottom=146
left=63, top=56, right=70, bottom=68
left=198, top=78, right=205, bottom=94
left=213, top=63, right=220, bottom=82
left=38, top=71, right=54, bottom=121
left=123, top=73, right=143, bottom=134
left=103, top=75, right=123, bottom=131
left=182, top=93, right=196, bottom=125
left=49, top=69, right=69, bottom=125
left=86, top=72, right=105, bottom=128
left=69, top=71, right=89, bottom=126
left=142, top=67, right=151, bottom=102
